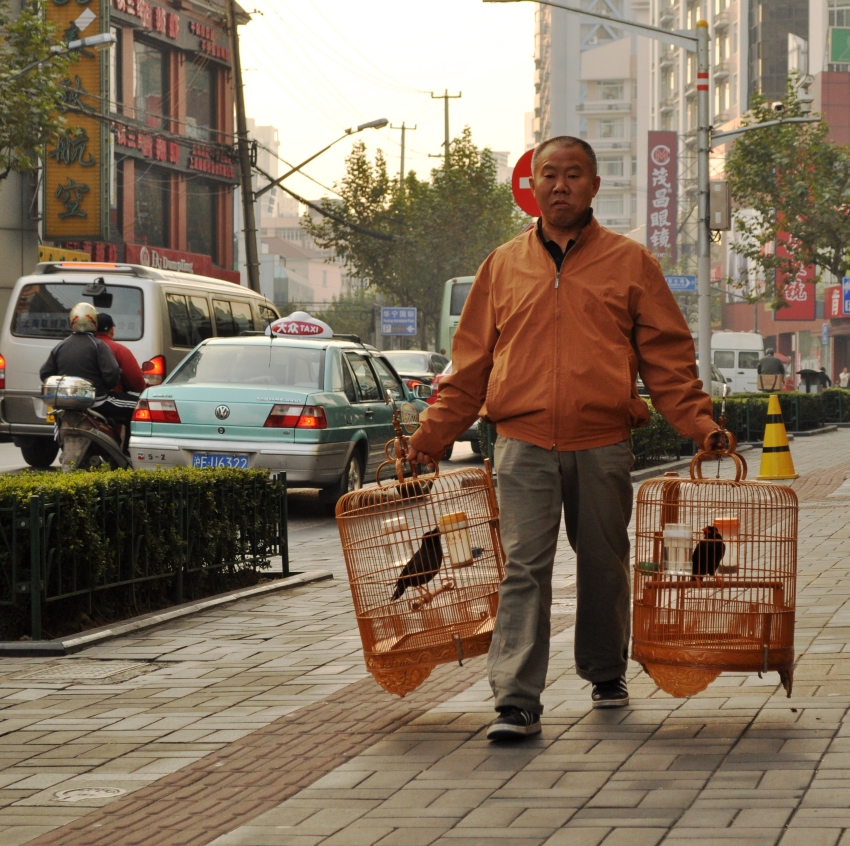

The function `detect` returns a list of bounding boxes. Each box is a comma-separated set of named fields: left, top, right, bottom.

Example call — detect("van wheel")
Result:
left=321, top=453, right=363, bottom=516
left=19, top=438, right=59, bottom=469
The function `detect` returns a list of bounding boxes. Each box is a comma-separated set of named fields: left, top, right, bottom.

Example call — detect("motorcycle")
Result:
left=41, top=376, right=132, bottom=471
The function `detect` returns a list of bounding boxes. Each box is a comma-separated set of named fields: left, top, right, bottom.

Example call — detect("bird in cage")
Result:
left=691, top=525, right=726, bottom=577
left=392, top=528, right=443, bottom=601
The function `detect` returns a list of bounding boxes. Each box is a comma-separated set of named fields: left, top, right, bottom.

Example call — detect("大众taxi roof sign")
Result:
left=266, top=311, right=333, bottom=339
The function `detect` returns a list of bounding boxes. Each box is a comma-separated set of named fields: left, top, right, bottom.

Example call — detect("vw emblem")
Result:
left=215, top=405, right=230, bottom=420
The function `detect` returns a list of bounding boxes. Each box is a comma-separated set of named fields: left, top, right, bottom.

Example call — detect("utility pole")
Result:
left=430, top=90, right=461, bottom=167
left=227, top=0, right=260, bottom=293
left=390, top=122, right=417, bottom=186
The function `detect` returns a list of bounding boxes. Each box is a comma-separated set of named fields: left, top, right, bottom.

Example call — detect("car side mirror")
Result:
left=412, top=384, right=432, bottom=399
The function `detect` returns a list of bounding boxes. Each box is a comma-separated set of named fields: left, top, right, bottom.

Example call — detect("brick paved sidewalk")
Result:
left=0, top=431, right=848, bottom=846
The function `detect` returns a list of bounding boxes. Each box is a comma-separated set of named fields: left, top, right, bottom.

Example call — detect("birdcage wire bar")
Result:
left=632, top=454, right=798, bottom=698
left=337, top=465, right=505, bottom=697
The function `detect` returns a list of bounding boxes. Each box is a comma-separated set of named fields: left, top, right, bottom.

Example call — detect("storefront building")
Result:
left=44, top=0, right=240, bottom=282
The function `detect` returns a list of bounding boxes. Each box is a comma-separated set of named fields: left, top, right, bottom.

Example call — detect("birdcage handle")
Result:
left=375, top=434, right=440, bottom=486
left=689, top=429, right=747, bottom=481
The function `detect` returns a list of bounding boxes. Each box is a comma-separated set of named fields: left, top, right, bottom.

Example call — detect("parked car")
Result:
left=428, top=360, right=481, bottom=460
left=637, top=363, right=727, bottom=398
left=130, top=336, right=430, bottom=513
left=0, top=261, right=279, bottom=468
left=381, top=350, right=448, bottom=389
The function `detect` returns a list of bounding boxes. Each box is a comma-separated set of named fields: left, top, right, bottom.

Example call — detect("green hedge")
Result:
left=0, top=468, right=287, bottom=640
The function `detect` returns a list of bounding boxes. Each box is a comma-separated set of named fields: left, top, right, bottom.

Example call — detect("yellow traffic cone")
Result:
left=757, top=394, right=798, bottom=480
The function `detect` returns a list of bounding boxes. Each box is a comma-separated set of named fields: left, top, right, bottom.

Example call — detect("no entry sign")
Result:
left=511, top=149, right=541, bottom=217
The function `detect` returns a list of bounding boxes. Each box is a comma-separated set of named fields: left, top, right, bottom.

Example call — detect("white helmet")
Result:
left=69, top=302, right=98, bottom=334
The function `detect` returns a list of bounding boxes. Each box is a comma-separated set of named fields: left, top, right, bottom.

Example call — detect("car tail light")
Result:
left=427, top=374, right=442, bottom=405
left=132, top=399, right=180, bottom=423
left=297, top=406, right=327, bottom=429
left=142, top=355, right=166, bottom=386
left=264, top=405, right=305, bottom=428
left=0, top=353, right=5, bottom=390
left=403, top=378, right=423, bottom=390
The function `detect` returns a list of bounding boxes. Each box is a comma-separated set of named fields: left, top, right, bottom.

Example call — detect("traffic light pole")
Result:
left=696, top=21, right=712, bottom=393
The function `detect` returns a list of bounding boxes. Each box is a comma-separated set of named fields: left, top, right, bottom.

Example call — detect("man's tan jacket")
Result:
left=410, top=217, right=717, bottom=458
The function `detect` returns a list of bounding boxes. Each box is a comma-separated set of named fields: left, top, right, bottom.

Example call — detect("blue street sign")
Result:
left=381, top=306, right=417, bottom=336
left=665, top=275, right=697, bottom=292
left=822, top=323, right=829, bottom=345
left=843, top=277, right=850, bottom=316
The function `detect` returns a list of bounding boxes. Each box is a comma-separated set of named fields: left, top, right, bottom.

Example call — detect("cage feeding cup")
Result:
left=336, top=397, right=505, bottom=697
left=632, top=425, right=798, bottom=697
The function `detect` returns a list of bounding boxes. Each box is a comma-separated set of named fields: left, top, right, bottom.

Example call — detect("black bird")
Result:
left=392, top=528, right=443, bottom=600
left=691, top=525, right=726, bottom=577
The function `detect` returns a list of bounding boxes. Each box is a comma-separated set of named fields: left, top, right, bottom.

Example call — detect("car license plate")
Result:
left=191, top=453, right=249, bottom=469
left=46, top=405, right=55, bottom=423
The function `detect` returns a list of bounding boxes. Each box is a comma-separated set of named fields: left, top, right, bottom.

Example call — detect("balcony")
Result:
left=660, top=48, right=677, bottom=69
left=714, top=60, right=730, bottom=79
left=593, top=139, right=632, bottom=150
left=576, top=100, right=632, bottom=114
left=659, top=3, right=677, bottom=26
left=660, top=95, right=677, bottom=113
left=685, top=80, right=697, bottom=98
left=714, top=9, right=729, bottom=29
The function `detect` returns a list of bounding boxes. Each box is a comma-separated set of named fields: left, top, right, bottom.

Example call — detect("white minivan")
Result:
left=0, top=262, right=279, bottom=468
left=711, top=331, right=765, bottom=393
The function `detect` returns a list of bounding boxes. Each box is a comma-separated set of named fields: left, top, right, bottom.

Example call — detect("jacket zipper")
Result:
left=553, top=261, right=561, bottom=448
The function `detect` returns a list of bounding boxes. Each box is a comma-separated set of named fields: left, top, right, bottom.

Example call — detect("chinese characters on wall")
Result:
left=645, top=131, right=678, bottom=265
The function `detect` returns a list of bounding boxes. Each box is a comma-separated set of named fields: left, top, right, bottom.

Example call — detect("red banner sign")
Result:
left=826, top=285, right=843, bottom=318
left=774, top=232, right=816, bottom=321
left=646, top=131, right=678, bottom=264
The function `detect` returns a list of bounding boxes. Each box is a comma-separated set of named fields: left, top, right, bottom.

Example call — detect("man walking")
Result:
left=408, top=136, right=720, bottom=741
left=757, top=348, right=785, bottom=392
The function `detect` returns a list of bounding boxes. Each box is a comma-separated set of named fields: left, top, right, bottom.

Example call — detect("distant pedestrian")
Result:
left=819, top=367, right=832, bottom=389
left=839, top=367, right=849, bottom=389
left=757, top=348, right=785, bottom=392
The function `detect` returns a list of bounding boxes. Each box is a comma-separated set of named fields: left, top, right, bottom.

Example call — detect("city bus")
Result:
left=438, top=275, right=474, bottom=356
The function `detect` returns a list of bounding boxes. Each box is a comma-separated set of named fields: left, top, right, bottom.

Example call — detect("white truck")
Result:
left=710, top=331, right=765, bottom=393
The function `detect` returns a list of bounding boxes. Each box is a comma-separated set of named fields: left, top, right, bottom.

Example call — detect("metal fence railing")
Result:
left=0, top=473, right=288, bottom=641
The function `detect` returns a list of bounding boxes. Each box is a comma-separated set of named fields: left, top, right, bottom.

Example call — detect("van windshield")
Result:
left=12, top=283, right=143, bottom=341
left=169, top=343, right=324, bottom=389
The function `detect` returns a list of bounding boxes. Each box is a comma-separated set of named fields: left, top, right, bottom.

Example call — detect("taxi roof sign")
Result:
left=266, top=311, right=333, bottom=339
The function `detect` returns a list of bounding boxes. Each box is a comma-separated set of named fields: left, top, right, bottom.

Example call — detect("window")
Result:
left=739, top=351, right=760, bottom=370
left=450, top=281, right=472, bottom=316
left=598, top=156, right=624, bottom=177
left=632, top=156, right=637, bottom=175
left=135, top=165, right=169, bottom=247
left=598, top=118, right=624, bottom=138
left=134, top=40, right=167, bottom=129
left=170, top=344, right=323, bottom=388
left=259, top=304, right=278, bottom=330
left=185, top=62, right=215, bottom=141
left=596, top=194, right=624, bottom=215
left=598, top=80, right=623, bottom=100
left=187, top=179, right=217, bottom=258
left=212, top=299, right=235, bottom=336
left=166, top=294, right=213, bottom=347
left=714, top=351, right=735, bottom=369
left=345, top=353, right=381, bottom=401
left=12, top=283, right=143, bottom=340
left=231, top=301, right=253, bottom=335
left=371, top=355, right=405, bottom=401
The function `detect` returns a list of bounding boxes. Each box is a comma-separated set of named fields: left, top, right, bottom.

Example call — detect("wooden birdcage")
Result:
left=336, top=402, right=504, bottom=697
left=632, top=430, right=798, bottom=698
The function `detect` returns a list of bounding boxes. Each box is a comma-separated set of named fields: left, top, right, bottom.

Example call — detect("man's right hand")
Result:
left=407, top=447, right=439, bottom=471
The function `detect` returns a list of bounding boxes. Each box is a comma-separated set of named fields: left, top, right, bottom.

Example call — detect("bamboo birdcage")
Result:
left=336, top=399, right=505, bottom=697
left=632, top=427, right=798, bottom=698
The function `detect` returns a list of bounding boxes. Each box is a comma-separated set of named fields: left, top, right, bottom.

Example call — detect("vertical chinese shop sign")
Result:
left=44, top=0, right=109, bottom=241
left=646, top=131, right=678, bottom=265
left=774, top=231, right=816, bottom=321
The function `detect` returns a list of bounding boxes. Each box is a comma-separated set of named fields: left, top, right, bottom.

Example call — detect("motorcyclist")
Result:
left=95, top=313, right=147, bottom=394
left=40, top=303, right=138, bottom=451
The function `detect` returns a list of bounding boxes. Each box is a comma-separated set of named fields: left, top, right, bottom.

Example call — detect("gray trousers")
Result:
left=487, top=437, right=634, bottom=714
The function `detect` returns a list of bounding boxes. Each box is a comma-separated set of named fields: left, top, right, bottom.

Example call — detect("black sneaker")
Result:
left=591, top=676, right=629, bottom=709
left=486, top=707, right=541, bottom=741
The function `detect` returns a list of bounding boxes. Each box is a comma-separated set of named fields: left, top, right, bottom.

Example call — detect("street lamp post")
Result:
left=4, top=33, right=117, bottom=84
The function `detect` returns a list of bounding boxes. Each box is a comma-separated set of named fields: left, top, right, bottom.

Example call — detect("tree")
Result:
left=303, top=128, right=527, bottom=348
left=0, top=0, right=73, bottom=182
left=725, top=79, right=850, bottom=308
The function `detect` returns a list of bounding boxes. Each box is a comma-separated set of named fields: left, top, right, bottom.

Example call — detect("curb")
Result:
left=630, top=443, right=754, bottom=483
left=0, top=569, right=334, bottom=658
left=788, top=425, right=839, bottom=437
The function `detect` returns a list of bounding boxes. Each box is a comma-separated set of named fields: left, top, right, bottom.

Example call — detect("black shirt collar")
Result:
left=535, top=209, right=593, bottom=271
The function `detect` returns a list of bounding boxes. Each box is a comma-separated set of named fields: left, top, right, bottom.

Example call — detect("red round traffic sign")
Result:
left=511, top=149, right=541, bottom=217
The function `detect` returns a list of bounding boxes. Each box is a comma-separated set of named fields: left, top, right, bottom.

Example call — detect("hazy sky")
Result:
left=240, top=0, right=535, bottom=202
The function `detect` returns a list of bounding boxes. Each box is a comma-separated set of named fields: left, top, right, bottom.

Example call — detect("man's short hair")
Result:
left=765, top=347, right=775, bottom=355
left=97, top=313, right=115, bottom=332
left=531, top=136, right=598, bottom=178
